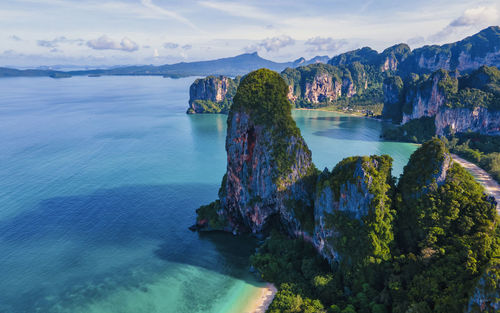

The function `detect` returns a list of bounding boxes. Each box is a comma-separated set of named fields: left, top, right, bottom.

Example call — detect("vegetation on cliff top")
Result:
left=231, top=68, right=313, bottom=181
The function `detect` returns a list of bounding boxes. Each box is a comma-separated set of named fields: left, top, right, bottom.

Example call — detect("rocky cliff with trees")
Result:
left=193, top=69, right=499, bottom=313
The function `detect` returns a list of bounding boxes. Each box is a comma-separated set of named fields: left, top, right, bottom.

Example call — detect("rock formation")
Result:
left=313, top=156, right=394, bottom=265
left=303, top=73, right=341, bottom=103
left=187, top=75, right=238, bottom=114
left=385, top=66, right=500, bottom=136
left=330, top=26, right=500, bottom=74
left=195, top=69, right=317, bottom=234
left=400, top=70, right=451, bottom=124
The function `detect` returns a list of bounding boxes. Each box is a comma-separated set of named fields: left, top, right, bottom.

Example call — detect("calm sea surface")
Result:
left=0, top=76, right=417, bottom=313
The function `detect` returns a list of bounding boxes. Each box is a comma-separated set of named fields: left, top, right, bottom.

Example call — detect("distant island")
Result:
left=0, top=53, right=328, bottom=79
left=192, top=68, right=499, bottom=313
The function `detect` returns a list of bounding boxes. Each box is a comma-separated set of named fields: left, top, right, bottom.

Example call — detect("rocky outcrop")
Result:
left=220, top=109, right=315, bottom=234
left=407, top=26, right=500, bottom=74
left=313, top=156, right=394, bottom=264
left=195, top=69, right=317, bottom=234
left=396, top=66, right=500, bottom=136
left=435, top=106, right=500, bottom=135
left=379, top=44, right=411, bottom=72
left=401, top=70, right=451, bottom=124
left=303, top=74, right=342, bottom=103
left=281, top=63, right=370, bottom=106
left=187, top=76, right=238, bottom=114
left=329, top=27, right=500, bottom=75
left=467, top=264, right=500, bottom=312
left=187, top=62, right=372, bottom=112
left=382, top=76, right=404, bottom=122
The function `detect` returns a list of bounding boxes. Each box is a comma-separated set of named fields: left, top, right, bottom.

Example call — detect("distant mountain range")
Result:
left=0, top=53, right=329, bottom=78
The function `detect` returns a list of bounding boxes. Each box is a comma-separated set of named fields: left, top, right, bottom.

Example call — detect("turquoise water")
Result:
left=0, top=76, right=417, bottom=313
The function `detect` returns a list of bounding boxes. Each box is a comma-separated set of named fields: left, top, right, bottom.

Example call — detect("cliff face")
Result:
left=467, top=265, right=500, bottom=313
left=397, top=66, right=500, bottom=136
left=282, top=63, right=369, bottom=106
left=399, top=26, right=500, bottom=75
left=187, top=63, right=371, bottom=112
left=196, top=69, right=316, bottom=234
left=382, top=76, right=404, bottom=122
left=220, top=109, right=315, bottom=234
left=190, top=76, right=230, bottom=103
left=313, top=156, right=394, bottom=264
left=401, top=70, right=450, bottom=123
left=435, top=106, right=500, bottom=135
left=406, top=26, right=500, bottom=74
left=303, top=73, right=341, bottom=103
left=187, top=76, right=238, bottom=114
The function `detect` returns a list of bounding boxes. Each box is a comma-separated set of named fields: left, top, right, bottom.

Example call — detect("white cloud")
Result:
left=429, top=5, right=500, bottom=42
left=449, top=6, right=499, bottom=27
left=86, top=35, right=139, bottom=52
left=305, top=37, right=348, bottom=53
left=245, top=35, right=295, bottom=53
left=9, top=35, right=22, bottom=41
left=182, top=44, right=192, bottom=50
left=37, top=36, right=84, bottom=48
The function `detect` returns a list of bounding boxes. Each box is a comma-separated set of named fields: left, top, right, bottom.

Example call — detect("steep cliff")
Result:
left=400, top=69, right=453, bottom=123
left=329, top=26, right=500, bottom=75
left=281, top=62, right=373, bottom=107
left=382, top=75, right=404, bottom=122
left=313, top=155, right=394, bottom=265
left=188, top=62, right=376, bottom=113
left=392, top=66, right=500, bottom=135
left=404, top=26, right=500, bottom=74
left=187, top=75, right=239, bottom=114
left=195, top=69, right=317, bottom=234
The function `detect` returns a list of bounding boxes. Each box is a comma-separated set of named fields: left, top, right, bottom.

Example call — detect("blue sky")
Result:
left=1, top=0, right=499, bottom=67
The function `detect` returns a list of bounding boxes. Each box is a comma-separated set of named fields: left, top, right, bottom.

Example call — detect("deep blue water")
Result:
left=0, top=76, right=417, bottom=313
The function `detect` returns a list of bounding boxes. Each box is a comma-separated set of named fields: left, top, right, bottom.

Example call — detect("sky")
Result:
left=1, top=0, right=499, bottom=68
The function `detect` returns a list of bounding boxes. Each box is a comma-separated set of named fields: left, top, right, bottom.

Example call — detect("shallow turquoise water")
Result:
left=0, top=76, right=417, bottom=313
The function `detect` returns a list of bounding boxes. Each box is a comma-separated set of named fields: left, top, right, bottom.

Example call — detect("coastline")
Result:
left=241, top=283, right=277, bottom=313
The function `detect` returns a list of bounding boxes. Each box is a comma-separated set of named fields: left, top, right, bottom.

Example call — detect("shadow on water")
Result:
left=0, top=183, right=262, bottom=312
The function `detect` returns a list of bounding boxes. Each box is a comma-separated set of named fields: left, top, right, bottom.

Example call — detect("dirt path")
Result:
left=452, top=154, right=500, bottom=214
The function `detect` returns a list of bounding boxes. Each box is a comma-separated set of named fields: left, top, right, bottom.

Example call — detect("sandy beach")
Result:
left=242, top=283, right=277, bottom=313
left=452, top=154, right=500, bottom=213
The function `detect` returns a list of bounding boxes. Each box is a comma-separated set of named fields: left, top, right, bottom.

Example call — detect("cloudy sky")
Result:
left=1, top=0, right=499, bottom=68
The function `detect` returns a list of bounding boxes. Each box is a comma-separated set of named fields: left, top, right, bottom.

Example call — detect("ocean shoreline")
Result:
left=241, top=283, right=277, bottom=313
